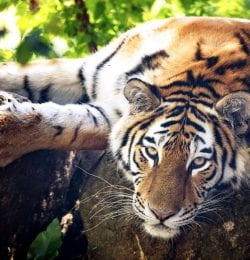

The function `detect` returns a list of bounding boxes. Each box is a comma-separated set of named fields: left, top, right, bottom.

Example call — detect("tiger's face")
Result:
left=110, top=17, right=249, bottom=238
left=110, top=80, right=248, bottom=239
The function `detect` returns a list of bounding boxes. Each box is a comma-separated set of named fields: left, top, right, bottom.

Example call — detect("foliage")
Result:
left=27, top=218, right=62, bottom=260
left=0, top=0, right=249, bottom=63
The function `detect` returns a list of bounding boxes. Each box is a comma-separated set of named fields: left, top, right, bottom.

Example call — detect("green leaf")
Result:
left=15, top=40, right=33, bottom=64
left=15, top=28, right=53, bottom=64
left=27, top=218, right=62, bottom=260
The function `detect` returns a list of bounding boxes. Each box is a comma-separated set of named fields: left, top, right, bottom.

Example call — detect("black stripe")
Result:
left=115, top=109, right=122, bottom=117
left=161, top=119, right=181, bottom=128
left=53, top=125, right=64, bottom=137
left=139, top=149, right=147, bottom=161
left=212, top=147, right=217, bottom=163
left=161, top=80, right=190, bottom=89
left=92, top=39, right=126, bottom=99
left=216, top=149, right=227, bottom=185
left=229, top=150, right=236, bottom=170
left=191, top=98, right=213, bottom=108
left=187, top=72, right=222, bottom=99
left=139, top=113, right=162, bottom=130
left=218, top=124, right=233, bottom=150
left=137, top=197, right=145, bottom=209
left=133, top=153, right=142, bottom=170
left=213, top=126, right=223, bottom=146
left=115, top=152, right=130, bottom=171
left=163, top=97, right=188, bottom=103
left=215, top=59, right=247, bottom=75
left=23, top=75, right=34, bottom=101
left=197, top=92, right=212, bottom=99
left=189, top=70, right=221, bottom=86
left=86, top=108, right=99, bottom=127
left=200, top=85, right=221, bottom=100
left=195, top=42, right=219, bottom=69
left=195, top=42, right=203, bottom=60
left=38, top=84, right=51, bottom=103
left=120, top=126, right=134, bottom=148
left=142, top=50, right=169, bottom=70
left=208, top=114, right=219, bottom=124
left=134, top=205, right=144, bottom=215
left=70, top=124, right=81, bottom=144
left=128, top=133, right=137, bottom=168
left=77, top=94, right=90, bottom=104
left=191, top=106, right=210, bottom=121
left=186, top=117, right=205, bottom=133
left=235, top=32, right=249, bottom=55
left=169, top=90, right=192, bottom=97
left=88, top=104, right=111, bottom=129
left=154, top=130, right=169, bottom=134
left=131, top=171, right=141, bottom=176
left=144, top=136, right=155, bottom=144
left=194, top=134, right=205, bottom=144
left=126, top=50, right=169, bottom=77
left=187, top=70, right=195, bottom=84
left=168, top=105, right=186, bottom=114
left=78, top=67, right=85, bottom=85
left=206, top=56, right=219, bottom=68
left=114, top=151, right=122, bottom=161
left=77, top=66, right=90, bottom=103
left=134, top=177, right=142, bottom=185
left=155, top=106, right=166, bottom=113
left=167, top=107, right=186, bottom=118
left=121, top=161, right=130, bottom=172
left=235, top=76, right=250, bottom=89
left=119, top=108, right=166, bottom=148
left=191, top=107, right=206, bottom=122
left=200, top=147, right=212, bottom=154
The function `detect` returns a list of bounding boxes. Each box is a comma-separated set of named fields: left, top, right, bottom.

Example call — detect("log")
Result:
left=0, top=150, right=102, bottom=259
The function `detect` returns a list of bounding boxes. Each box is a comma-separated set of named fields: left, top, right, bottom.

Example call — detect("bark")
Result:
left=75, top=0, right=97, bottom=53
left=0, top=149, right=102, bottom=260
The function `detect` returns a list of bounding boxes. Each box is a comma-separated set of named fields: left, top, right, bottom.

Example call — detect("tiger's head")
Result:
left=110, top=78, right=250, bottom=239
left=110, top=17, right=249, bottom=239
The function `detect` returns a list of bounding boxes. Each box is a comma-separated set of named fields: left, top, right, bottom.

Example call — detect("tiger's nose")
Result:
left=151, top=208, right=179, bottom=221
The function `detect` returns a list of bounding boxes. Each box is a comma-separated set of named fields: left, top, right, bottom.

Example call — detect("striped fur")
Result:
left=0, top=17, right=249, bottom=239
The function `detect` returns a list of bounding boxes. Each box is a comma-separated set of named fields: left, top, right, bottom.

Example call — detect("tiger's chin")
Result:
left=144, top=223, right=180, bottom=239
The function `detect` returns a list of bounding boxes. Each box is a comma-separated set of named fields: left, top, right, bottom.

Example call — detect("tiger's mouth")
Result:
left=143, top=222, right=180, bottom=239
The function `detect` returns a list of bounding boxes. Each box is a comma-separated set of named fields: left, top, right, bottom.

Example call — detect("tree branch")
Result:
left=74, top=0, right=97, bottom=53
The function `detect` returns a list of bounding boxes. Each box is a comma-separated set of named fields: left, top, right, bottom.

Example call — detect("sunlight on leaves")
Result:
left=0, top=0, right=249, bottom=63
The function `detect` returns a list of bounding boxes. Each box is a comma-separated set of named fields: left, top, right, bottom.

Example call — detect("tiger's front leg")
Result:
left=0, top=91, right=111, bottom=167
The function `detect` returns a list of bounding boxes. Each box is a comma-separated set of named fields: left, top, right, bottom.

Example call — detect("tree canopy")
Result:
left=0, top=0, right=249, bottom=63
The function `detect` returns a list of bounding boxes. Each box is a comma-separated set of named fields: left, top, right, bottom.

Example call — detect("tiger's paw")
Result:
left=0, top=91, right=41, bottom=167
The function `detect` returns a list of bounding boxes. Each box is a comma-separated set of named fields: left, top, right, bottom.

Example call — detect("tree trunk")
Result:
left=0, top=150, right=102, bottom=260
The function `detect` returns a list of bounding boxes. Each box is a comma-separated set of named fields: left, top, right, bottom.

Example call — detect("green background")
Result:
left=0, top=0, right=249, bottom=63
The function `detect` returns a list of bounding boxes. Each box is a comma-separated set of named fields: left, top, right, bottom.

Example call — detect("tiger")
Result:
left=0, top=17, right=249, bottom=239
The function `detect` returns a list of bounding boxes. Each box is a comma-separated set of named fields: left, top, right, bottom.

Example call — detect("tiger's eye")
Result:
left=192, top=157, right=207, bottom=169
left=145, top=147, right=158, bottom=157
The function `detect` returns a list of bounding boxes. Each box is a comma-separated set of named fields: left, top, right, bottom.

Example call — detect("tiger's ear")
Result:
left=215, top=91, right=250, bottom=137
left=124, top=79, right=160, bottom=114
